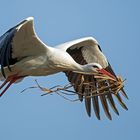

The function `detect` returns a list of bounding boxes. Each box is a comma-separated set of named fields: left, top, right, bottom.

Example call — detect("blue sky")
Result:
left=0, top=0, right=139, bottom=140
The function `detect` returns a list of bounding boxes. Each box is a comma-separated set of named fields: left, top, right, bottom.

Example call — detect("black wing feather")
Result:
left=0, top=20, right=27, bottom=78
left=65, top=45, right=128, bottom=120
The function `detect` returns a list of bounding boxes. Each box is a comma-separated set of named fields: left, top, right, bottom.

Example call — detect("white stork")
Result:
left=0, top=17, right=128, bottom=120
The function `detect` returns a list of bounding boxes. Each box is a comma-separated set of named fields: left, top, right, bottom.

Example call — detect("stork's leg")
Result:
left=0, top=76, right=14, bottom=90
left=0, top=75, right=25, bottom=97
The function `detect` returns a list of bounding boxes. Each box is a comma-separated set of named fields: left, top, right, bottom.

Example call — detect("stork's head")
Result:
left=86, top=63, right=116, bottom=79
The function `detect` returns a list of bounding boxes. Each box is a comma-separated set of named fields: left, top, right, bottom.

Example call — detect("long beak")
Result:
left=98, top=69, right=116, bottom=80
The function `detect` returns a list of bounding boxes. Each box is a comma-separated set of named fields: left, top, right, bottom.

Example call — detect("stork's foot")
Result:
left=0, top=75, right=25, bottom=97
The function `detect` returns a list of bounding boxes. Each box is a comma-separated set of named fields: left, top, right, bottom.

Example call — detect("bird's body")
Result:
left=0, top=17, right=128, bottom=120
left=0, top=17, right=106, bottom=78
left=0, top=42, right=102, bottom=78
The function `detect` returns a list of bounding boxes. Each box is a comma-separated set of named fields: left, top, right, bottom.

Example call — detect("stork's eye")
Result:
left=92, top=65, right=99, bottom=69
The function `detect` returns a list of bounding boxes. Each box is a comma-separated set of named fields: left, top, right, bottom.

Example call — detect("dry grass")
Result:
left=21, top=73, right=126, bottom=102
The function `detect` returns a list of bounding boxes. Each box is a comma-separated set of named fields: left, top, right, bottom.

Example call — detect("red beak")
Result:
left=98, top=69, right=116, bottom=79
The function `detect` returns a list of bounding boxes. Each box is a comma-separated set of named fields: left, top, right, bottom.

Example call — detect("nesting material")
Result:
left=30, top=73, right=127, bottom=101
left=21, top=72, right=127, bottom=102
left=90, top=74, right=126, bottom=97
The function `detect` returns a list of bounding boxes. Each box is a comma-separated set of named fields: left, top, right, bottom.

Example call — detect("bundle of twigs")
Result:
left=93, top=74, right=126, bottom=97
left=21, top=73, right=126, bottom=102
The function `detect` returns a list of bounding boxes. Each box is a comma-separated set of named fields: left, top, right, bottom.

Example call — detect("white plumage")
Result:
left=0, top=17, right=127, bottom=120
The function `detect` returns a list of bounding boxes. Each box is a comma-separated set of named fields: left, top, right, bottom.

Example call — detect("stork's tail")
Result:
left=0, top=71, right=5, bottom=81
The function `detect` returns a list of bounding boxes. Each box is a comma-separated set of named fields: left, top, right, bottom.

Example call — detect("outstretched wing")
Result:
left=0, top=17, right=47, bottom=78
left=57, top=37, right=128, bottom=120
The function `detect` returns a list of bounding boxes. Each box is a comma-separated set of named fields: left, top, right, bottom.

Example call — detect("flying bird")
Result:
left=0, top=17, right=128, bottom=120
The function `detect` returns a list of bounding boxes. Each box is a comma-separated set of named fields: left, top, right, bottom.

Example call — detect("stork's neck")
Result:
left=46, top=47, right=94, bottom=74
left=72, top=63, right=94, bottom=74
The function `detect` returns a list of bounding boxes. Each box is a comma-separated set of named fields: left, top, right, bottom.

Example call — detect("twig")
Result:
left=21, top=75, right=126, bottom=103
